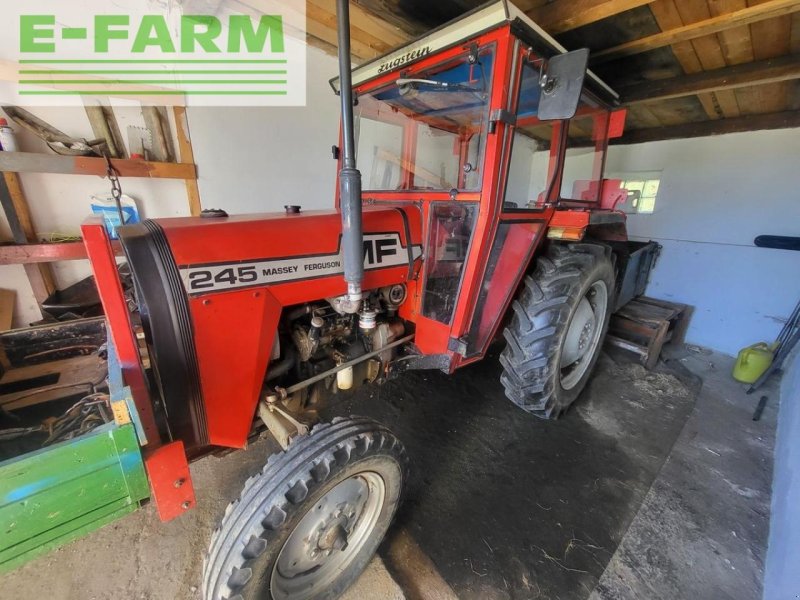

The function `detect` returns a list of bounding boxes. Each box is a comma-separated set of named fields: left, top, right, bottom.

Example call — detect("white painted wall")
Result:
left=766, top=345, right=800, bottom=599
left=186, top=47, right=340, bottom=214
left=0, top=46, right=340, bottom=328
left=606, top=128, right=800, bottom=356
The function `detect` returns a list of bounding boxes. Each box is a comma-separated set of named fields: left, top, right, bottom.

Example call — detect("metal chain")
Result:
left=104, top=154, right=126, bottom=227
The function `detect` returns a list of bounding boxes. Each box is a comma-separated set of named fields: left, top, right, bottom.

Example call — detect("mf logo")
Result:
left=2, top=0, right=306, bottom=107
left=363, top=237, right=399, bottom=265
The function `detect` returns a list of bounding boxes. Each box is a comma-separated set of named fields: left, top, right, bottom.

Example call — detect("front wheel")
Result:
left=203, top=417, right=407, bottom=600
left=500, top=242, right=615, bottom=418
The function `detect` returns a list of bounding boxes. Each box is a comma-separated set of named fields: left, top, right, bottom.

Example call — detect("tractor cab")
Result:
left=332, top=0, right=627, bottom=366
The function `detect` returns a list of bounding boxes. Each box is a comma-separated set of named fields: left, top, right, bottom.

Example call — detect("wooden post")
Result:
left=172, top=106, right=202, bottom=216
left=0, top=172, right=56, bottom=313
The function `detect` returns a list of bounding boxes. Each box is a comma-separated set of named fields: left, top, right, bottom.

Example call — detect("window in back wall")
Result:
left=609, top=172, right=662, bottom=214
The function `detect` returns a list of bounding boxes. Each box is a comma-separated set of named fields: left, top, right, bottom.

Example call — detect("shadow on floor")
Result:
left=325, top=350, right=701, bottom=600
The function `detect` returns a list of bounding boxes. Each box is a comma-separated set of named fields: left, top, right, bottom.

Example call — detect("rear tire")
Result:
left=500, top=242, right=615, bottom=418
left=203, top=417, right=407, bottom=600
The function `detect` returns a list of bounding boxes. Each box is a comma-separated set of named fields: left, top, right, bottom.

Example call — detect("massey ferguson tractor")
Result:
left=77, top=1, right=634, bottom=598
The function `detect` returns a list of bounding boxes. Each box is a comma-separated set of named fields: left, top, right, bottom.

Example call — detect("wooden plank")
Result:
left=673, top=0, right=740, bottom=117
left=740, top=0, right=794, bottom=113
left=619, top=53, right=800, bottom=102
left=0, top=173, right=56, bottom=308
left=305, top=11, right=383, bottom=59
left=613, top=108, right=800, bottom=142
left=0, top=317, right=105, bottom=368
left=617, top=299, right=679, bottom=322
left=793, top=12, right=800, bottom=51
left=0, top=289, right=14, bottom=331
left=712, top=0, right=756, bottom=65
left=527, top=0, right=657, bottom=34
left=172, top=106, right=202, bottom=217
left=0, top=241, right=124, bottom=265
left=0, top=354, right=105, bottom=410
left=593, top=0, right=800, bottom=62
left=84, top=105, right=127, bottom=159
left=645, top=320, right=671, bottom=369
left=306, top=0, right=401, bottom=54
left=605, top=334, right=649, bottom=356
left=351, top=0, right=429, bottom=37
left=0, top=423, right=148, bottom=572
left=1, top=173, right=36, bottom=243
left=142, top=107, right=173, bottom=163
left=650, top=0, right=722, bottom=120
left=0, top=152, right=196, bottom=180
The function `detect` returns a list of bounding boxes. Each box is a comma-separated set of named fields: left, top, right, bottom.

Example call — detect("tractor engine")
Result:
left=271, top=285, right=408, bottom=419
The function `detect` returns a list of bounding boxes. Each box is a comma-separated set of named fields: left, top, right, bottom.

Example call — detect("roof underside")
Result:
left=295, top=0, right=800, bottom=144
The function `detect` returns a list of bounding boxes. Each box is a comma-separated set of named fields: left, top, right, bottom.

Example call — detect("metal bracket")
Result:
left=448, top=336, right=469, bottom=357
left=489, top=109, right=517, bottom=134
left=258, top=399, right=310, bottom=450
left=144, top=441, right=196, bottom=522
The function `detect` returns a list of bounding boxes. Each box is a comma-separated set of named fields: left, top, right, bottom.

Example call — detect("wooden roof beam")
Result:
left=526, top=0, right=656, bottom=34
left=612, top=109, right=800, bottom=144
left=619, top=53, right=800, bottom=103
left=593, top=0, right=800, bottom=63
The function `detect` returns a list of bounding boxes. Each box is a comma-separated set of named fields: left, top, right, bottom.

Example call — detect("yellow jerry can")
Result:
left=732, top=342, right=774, bottom=384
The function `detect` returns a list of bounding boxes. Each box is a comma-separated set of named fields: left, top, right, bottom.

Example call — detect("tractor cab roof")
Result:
left=330, top=0, right=619, bottom=104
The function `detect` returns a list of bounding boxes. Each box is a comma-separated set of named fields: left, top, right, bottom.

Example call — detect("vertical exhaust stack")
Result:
left=336, top=0, right=363, bottom=304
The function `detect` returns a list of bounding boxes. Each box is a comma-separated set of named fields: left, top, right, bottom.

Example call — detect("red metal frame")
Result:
left=82, top=218, right=161, bottom=447
left=144, top=441, right=197, bottom=522
left=344, top=27, right=625, bottom=366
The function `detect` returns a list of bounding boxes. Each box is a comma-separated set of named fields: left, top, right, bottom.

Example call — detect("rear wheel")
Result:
left=500, top=242, right=615, bottom=418
left=203, top=417, right=407, bottom=600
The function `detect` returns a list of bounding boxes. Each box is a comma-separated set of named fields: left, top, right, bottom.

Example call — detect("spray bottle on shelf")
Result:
left=0, top=118, right=18, bottom=152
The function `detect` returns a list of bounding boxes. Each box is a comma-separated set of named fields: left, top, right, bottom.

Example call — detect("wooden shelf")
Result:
left=0, top=241, right=123, bottom=265
left=0, top=152, right=196, bottom=180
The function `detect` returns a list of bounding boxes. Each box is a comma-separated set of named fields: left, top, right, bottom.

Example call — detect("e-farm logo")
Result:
left=1, top=1, right=306, bottom=106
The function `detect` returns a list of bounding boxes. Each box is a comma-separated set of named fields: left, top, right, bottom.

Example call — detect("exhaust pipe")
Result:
left=335, top=0, right=363, bottom=304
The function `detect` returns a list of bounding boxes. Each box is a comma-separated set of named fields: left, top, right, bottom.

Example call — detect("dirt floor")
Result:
left=329, top=348, right=702, bottom=599
left=0, top=346, right=777, bottom=599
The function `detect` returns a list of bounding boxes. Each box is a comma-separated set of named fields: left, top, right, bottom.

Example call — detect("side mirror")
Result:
left=538, top=48, right=590, bottom=121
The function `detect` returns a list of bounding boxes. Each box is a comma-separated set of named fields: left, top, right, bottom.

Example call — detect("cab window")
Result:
left=560, top=100, right=609, bottom=202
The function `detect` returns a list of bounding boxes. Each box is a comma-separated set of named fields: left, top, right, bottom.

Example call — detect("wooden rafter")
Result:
left=647, top=0, right=723, bottom=120
left=525, top=0, right=656, bottom=34
left=619, top=53, right=800, bottom=103
left=612, top=109, right=800, bottom=143
left=593, top=0, right=800, bottom=62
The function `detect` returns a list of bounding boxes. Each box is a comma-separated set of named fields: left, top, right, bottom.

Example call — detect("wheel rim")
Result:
left=271, top=471, right=386, bottom=600
left=560, top=280, right=608, bottom=391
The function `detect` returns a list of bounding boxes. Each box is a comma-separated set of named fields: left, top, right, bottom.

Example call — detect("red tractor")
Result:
left=81, top=1, right=634, bottom=598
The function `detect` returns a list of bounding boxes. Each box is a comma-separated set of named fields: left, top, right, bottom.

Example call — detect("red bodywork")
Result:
left=83, top=22, right=626, bottom=520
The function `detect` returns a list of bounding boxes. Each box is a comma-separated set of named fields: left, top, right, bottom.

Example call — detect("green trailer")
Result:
left=0, top=319, right=150, bottom=571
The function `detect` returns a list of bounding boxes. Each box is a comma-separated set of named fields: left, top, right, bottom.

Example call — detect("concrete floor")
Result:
left=0, top=347, right=777, bottom=599
left=591, top=349, right=777, bottom=600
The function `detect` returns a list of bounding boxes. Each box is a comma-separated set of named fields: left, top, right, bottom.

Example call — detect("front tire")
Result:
left=203, top=417, right=407, bottom=600
left=500, top=242, right=615, bottom=418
